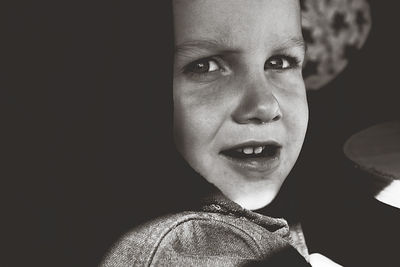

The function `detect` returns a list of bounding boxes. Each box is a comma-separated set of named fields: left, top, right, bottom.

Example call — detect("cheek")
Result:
left=274, top=71, right=308, bottom=123
left=173, top=83, right=222, bottom=157
left=173, top=79, right=232, bottom=145
left=285, top=97, right=308, bottom=154
left=269, top=70, right=304, bottom=91
left=277, top=81, right=308, bottom=148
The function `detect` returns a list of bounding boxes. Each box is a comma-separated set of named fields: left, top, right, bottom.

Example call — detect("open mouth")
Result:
left=220, top=142, right=282, bottom=173
left=221, top=142, right=281, bottom=160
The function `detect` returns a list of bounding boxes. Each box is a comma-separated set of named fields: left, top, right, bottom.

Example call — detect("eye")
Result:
left=184, top=58, right=221, bottom=74
left=265, top=55, right=300, bottom=70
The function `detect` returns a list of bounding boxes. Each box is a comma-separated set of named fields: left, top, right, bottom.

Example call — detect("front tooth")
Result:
left=254, top=146, right=263, bottom=154
left=243, top=147, right=254, bottom=154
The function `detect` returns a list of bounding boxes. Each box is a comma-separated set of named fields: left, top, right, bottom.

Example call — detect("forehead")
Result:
left=173, top=0, right=302, bottom=49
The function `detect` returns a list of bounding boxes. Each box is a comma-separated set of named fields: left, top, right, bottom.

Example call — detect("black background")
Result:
left=3, top=1, right=399, bottom=266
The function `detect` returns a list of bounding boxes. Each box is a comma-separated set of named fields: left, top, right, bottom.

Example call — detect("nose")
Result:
left=232, top=77, right=282, bottom=124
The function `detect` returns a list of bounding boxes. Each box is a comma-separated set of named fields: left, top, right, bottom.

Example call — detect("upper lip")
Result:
left=220, top=140, right=282, bottom=153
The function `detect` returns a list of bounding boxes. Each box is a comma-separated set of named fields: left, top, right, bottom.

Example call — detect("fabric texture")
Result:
left=101, top=192, right=311, bottom=267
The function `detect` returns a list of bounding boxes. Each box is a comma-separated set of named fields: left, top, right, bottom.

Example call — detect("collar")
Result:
left=198, top=190, right=291, bottom=239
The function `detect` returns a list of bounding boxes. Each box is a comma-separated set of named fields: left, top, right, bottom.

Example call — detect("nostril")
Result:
left=235, top=114, right=281, bottom=124
left=272, top=114, right=281, bottom=121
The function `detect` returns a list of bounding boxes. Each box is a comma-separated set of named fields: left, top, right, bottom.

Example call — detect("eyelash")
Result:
left=183, top=54, right=301, bottom=77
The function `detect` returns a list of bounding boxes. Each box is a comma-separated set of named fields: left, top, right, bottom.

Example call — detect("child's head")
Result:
left=172, top=0, right=308, bottom=210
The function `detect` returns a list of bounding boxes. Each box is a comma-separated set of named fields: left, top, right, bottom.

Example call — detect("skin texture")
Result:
left=173, top=0, right=308, bottom=210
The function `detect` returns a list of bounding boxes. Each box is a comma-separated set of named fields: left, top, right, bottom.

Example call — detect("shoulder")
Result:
left=100, top=211, right=296, bottom=266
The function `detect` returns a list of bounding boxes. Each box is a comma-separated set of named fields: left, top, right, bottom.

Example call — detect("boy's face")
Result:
left=173, top=0, right=308, bottom=210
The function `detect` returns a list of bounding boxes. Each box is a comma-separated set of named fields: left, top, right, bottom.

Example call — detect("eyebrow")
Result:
left=279, top=37, right=307, bottom=54
left=175, top=36, right=307, bottom=55
left=175, top=38, right=237, bottom=56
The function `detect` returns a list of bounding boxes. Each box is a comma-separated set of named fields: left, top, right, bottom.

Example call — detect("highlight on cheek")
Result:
left=268, top=68, right=305, bottom=94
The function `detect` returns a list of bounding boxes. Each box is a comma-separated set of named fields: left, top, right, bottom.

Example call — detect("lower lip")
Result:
left=221, top=148, right=281, bottom=174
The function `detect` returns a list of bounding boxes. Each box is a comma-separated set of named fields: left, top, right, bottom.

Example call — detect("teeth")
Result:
left=254, top=146, right=263, bottom=154
left=233, top=146, right=266, bottom=155
left=243, top=147, right=254, bottom=154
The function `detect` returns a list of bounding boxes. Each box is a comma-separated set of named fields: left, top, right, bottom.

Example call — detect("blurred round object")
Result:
left=344, top=121, right=400, bottom=180
left=301, top=0, right=372, bottom=90
left=344, top=121, right=400, bottom=208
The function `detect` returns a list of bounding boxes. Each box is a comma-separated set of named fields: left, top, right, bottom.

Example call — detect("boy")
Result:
left=102, top=1, right=340, bottom=266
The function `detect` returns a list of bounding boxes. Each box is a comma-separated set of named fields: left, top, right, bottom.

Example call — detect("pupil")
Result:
left=266, top=59, right=283, bottom=69
left=271, top=59, right=282, bottom=68
left=195, top=62, right=209, bottom=73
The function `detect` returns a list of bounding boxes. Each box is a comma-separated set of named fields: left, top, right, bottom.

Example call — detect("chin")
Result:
left=216, top=172, right=287, bottom=210
left=232, top=185, right=282, bottom=210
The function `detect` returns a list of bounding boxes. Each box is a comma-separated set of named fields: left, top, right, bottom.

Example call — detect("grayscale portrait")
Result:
left=4, top=0, right=399, bottom=266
